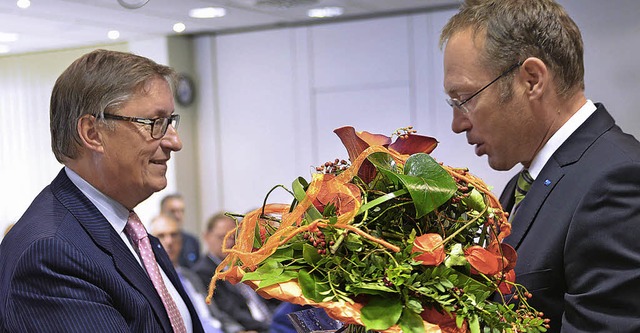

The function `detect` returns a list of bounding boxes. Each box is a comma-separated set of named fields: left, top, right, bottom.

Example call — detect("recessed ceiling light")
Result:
left=16, top=0, right=30, bottom=9
left=308, top=7, right=343, bottom=18
left=189, top=7, right=226, bottom=19
left=0, top=32, right=18, bottom=42
left=173, top=23, right=186, bottom=33
left=0, top=45, right=10, bottom=54
left=107, top=30, right=120, bottom=40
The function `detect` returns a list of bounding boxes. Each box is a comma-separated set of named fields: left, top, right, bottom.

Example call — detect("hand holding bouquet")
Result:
left=207, top=126, right=548, bottom=333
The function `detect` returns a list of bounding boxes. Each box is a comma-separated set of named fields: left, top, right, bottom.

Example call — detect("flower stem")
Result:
left=356, top=188, right=408, bottom=216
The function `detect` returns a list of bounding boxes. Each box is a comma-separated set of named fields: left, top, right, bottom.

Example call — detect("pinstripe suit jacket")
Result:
left=0, top=169, right=204, bottom=333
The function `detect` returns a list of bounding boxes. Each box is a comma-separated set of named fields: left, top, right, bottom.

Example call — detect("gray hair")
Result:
left=440, top=0, right=584, bottom=101
left=50, top=49, right=177, bottom=163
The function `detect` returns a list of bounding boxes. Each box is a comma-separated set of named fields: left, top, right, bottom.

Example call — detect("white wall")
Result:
left=194, top=9, right=507, bottom=219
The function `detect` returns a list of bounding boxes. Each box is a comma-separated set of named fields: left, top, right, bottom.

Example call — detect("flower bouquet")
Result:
left=206, top=126, right=549, bottom=332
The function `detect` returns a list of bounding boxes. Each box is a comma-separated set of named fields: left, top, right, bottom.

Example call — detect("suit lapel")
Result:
left=151, top=236, right=204, bottom=333
left=506, top=166, right=564, bottom=249
left=111, top=233, right=173, bottom=331
left=504, top=104, right=616, bottom=249
left=51, top=170, right=173, bottom=332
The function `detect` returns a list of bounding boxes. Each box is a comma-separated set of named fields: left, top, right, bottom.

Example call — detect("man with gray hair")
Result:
left=0, top=49, right=203, bottom=332
left=441, top=0, right=640, bottom=331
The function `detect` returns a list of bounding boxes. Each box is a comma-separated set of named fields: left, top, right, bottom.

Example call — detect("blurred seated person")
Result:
left=161, top=193, right=201, bottom=267
left=193, top=213, right=280, bottom=333
left=150, top=214, right=250, bottom=333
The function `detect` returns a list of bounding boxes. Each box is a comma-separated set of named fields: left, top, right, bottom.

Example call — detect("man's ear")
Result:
left=520, top=57, right=548, bottom=100
left=77, top=114, right=105, bottom=153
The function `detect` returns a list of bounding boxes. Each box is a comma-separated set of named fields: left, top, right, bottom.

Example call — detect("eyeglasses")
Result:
left=446, top=61, right=523, bottom=114
left=102, top=113, right=180, bottom=139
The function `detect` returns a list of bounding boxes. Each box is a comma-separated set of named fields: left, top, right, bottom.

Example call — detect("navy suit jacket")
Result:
left=179, top=231, right=201, bottom=268
left=0, top=169, right=204, bottom=333
left=499, top=104, right=640, bottom=332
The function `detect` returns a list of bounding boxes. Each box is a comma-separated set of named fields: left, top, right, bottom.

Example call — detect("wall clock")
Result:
left=176, top=74, right=195, bottom=107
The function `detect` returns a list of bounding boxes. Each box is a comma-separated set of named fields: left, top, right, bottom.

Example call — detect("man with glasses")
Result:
left=441, top=1, right=640, bottom=332
left=0, top=49, right=204, bottom=332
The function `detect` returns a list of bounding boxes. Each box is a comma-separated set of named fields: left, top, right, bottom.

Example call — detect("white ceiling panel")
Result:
left=0, top=0, right=460, bottom=55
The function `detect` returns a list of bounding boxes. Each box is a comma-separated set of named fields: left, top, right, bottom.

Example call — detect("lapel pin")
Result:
left=544, top=179, right=551, bottom=186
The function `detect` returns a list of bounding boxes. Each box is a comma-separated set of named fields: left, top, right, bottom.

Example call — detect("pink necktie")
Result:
left=125, top=211, right=187, bottom=333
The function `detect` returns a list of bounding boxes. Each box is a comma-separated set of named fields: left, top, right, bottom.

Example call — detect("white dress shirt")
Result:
left=525, top=99, right=597, bottom=180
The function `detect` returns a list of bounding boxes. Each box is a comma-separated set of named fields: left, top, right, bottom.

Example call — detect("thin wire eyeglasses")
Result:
left=446, top=61, right=523, bottom=114
left=102, top=113, right=180, bottom=139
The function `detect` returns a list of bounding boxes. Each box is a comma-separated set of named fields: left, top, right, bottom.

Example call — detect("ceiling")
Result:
left=0, top=0, right=460, bottom=56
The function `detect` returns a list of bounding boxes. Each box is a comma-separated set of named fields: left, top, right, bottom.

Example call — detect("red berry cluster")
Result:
left=450, top=182, right=472, bottom=204
left=392, top=126, right=417, bottom=140
left=315, top=159, right=350, bottom=175
left=302, top=227, right=334, bottom=254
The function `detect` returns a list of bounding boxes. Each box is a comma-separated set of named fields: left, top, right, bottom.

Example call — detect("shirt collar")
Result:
left=526, top=99, right=597, bottom=179
left=64, top=167, right=130, bottom=233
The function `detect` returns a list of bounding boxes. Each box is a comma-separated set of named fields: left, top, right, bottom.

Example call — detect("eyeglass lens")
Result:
left=151, top=115, right=180, bottom=139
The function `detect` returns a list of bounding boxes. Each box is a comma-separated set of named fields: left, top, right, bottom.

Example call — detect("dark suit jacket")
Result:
left=192, top=255, right=273, bottom=333
left=0, top=169, right=204, bottom=333
left=179, top=231, right=201, bottom=268
left=499, top=104, right=640, bottom=332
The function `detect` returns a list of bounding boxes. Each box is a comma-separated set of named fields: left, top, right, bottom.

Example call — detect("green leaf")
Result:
left=345, top=282, right=395, bottom=295
left=375, top=153, right=457, bottom=218
left=361, top=295, right=403, bottom=330
left=469, top=314, right=480, bottom=333
left=292, top=177, right=323, bottom=221
left=253, top=223, right=263, bottom=248
left=402, top=154, right=457, bottom=218
left=345, top=233, right=363, bottom=252
left=298, top=270, right=329, bottom=302
left=302, top=243, right=322, bottom=265
left=398, top=307, right=425, bottom=333
left=356, top=188, right=409, bottom=216
left=444, top=243, right=468, bottom=267
left=368, top=152, right=400, bottom=175
left=270, top=245, right=295, bottom=260
left=462, top=188, right=486, bottom=212
left=241, top=259, right=283, bottom=282
left=407, top=299, right=423, bottom=313
left=259, top=270, right=298, bottom=288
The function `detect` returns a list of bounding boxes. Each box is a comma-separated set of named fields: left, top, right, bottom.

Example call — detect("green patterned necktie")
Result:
left=514, top=169, right=534, bottom=208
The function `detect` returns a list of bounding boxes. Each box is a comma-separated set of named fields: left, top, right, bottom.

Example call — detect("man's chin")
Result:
left=487, top=157, right=518, bottom=171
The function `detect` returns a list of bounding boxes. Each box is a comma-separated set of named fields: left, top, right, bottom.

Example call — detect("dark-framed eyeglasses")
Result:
left=446, top=61, right=523, bottom=114
left=102, top=113, right=180, bottom=139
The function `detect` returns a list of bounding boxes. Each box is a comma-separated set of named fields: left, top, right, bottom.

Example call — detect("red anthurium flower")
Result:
left=388, top=133, right=438, bottom=158
left=498, top=269, right=516, bottom=294
left=334, top=126, right=438, bottom=183
left=412, top=233, right=445, bottom=266
left=487, top=242, right=517, bottom=272
left=464, top=245, right=501, bottom=275
left=312, top=174, right=362, bottom=215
